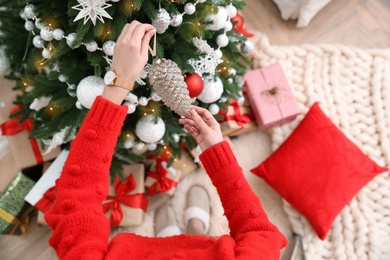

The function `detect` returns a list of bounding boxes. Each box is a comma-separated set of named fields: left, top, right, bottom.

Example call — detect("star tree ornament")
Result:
left=72, top=0, right=113, bottom=26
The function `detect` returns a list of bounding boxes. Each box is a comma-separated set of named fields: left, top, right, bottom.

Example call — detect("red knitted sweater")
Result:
left=45, top=96, right=287, bottom=259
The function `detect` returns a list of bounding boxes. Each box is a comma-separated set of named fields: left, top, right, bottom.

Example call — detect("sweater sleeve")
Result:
left=199, top=141, right=288, bottom=259
left=45, top=96, right=128, bottom=260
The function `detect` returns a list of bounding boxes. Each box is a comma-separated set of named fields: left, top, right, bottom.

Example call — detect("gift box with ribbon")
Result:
left=244, top=63, right=301, bottom=129
left=103, top=163, right=148, bottom=227
left=218, top=100, right=257, bottom=136
left=0, top=106, right=62, bottom=169
left=145, top=156, right=182, bottom=196
left=0, top=172, right=36, bottom=235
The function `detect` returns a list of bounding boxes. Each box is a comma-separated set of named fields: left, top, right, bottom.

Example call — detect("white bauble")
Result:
left=241, top=40, right=254, bottom=54
left=125, top=92, right=138, bottom=103
left=125, top=102, right=136, bottom=114
left=24, top=4, right=35, bottom=19
left=33, top=35, right=44, bottom=48
left=225, top=4, right=237, bottom=18
left=67, top=84, right=77, bottom=97
left=135, top=115, right=166, bottom=143
left=20, top=10, right=27, bottom=20
left=24, top=21, right=35, bottom=32
left=52, top=29, right=64, bottom=40
left=58, top=74, right=68, bottom=82
left=66, top=33, right=79, bottom=48
left=229, top=68, right=236, bottom=76
left=42, top=48, right=51, bottom=59
left=208, top=103, right=220, bottom=115
left=76, top=76, right=105, bottom=109
left=124, top=139, right=134, bottom=149
left=34, top=18, right=43, bottom=30
left=103, top=40, right=115, bottom=56
left=214, top=49, right=223, bottom=59
left=235, top=75, right=245, bottom=87
left=138, top=96, right=148, bottom=106
left=152, top=8, right=170, bottom=34
left=40, top=27, right=54, bottom=41
left=205, top=6, right=227, bottom=31
left=0, top=48, right=10, bottom=75
left=224, top=21, right=233, bottom=31
left=85, top=41, right=98, bottom=52
left=236, top=95, right=245, bottom=106
left=197, top=76, right=224, bottom=103
left=133, top=142, right=147, bottom=154
left=75, top=101, right=83, bottom=109
left=147, top=143, right=157, bottom=151
left=170, top=13, right=183, bottom=27
left=216, top=34, right=229, bottom=47
left=227, top=78, right=233, bottom=84
left=184, top=3, right=196, bottom=15
left=172, top=133, right=180, bottom=143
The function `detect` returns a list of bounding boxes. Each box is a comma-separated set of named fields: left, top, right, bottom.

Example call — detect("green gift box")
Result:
left=0, top=172, right=35, bottom=235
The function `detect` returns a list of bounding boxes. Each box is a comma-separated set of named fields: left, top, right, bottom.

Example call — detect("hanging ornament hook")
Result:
left=148, top=32, right=157, bottom=57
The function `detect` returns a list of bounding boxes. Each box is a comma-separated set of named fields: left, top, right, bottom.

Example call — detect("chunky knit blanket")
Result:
left=250, top=33, right=390, bottom=259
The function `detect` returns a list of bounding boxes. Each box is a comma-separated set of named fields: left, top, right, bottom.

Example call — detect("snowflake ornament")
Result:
left=188, top=38, right=222, bottom=75
left=72, top=0, right=113, bottom=26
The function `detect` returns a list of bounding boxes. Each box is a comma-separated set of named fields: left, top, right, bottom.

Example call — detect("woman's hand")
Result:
left=102, top=21, right=155, bottom=104
left=179, top=106, right=224, bottom=151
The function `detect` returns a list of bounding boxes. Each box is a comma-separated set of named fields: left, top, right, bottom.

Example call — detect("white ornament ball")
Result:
left=208, top=103, right=220, bottom=115
left=206, top=6, right=227, bottom=31
left=25, top=85, right=34, bottom=92
left=237, top=95, right=245, bottom=106
left=216, top=34, right=229, bottom=48
left=52, top=29, right=64, bottom=41
left=170, top=13, right=183, bottom=27
left=125, top=92, right=138, bottom=103
left=220, top=97, right=228, bottom=103
left=229, top=68, right=236, bottom=76
left=151, top=91, right=161, bottom=102
left=103, top=40, right=115, bottom=56
left=76, top=76, right=105, bottom=109
left=172, top=133, right=180, bottom=143
left=24, top=4, right=35, bottom=19
left=75, top=101, right=83, bottom=109
left=214, top=49, right=223, bottom=59
left=133, top=142, right=146, bottom=153
left=40, top=27, right=54, bottom=41
left=197, top=76, right=224, bottom=103
left=42, top=48, right=51, bottom=59
left=184, top=3, right=196, bottom=15
left=227, top=78, right=233, bottom=84
left=0, top=48, right=10, bottom=75
left=225, top=4, right=237, bottom=18
left=24, top=21, right=35, bottom=32
left=33, top=35, right=44, bottom=48
left=135, top=115, right=166, bottom=143
left=235, top=75, right=245, bottom=87
left=20, top=10, right=27, bottom=20
left=224, top=21, right=233, bottom=31
left=124, top=139, right=133, bottom=149
left=138, top=96, right=148, bottom=106
left=67, top=84, right=77, bottom=97
left=58, top=74, right=68, bottom=82
left=147, top=143, right=157, bottom=151
left=85, top=41, right=98, bottom=52
left=125, top=103, right=137, bottom=114
left=34, top=19, right=43, bottom=30
left=241, top=40, right=254, bottom=54
left=66, top=33, right=79, bottom=48
left=153, top=8, right=171, bottom=34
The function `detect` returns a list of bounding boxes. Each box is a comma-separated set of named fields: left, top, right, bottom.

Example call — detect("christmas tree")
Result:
left=0, top=0, right=254, bottom=177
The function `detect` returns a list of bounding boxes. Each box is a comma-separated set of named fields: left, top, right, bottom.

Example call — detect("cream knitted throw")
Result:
left=250, top=33, right=390, bottom=259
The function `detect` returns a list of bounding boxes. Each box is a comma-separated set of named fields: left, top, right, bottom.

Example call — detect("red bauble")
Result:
left=185, top=73, right=204, bottom=98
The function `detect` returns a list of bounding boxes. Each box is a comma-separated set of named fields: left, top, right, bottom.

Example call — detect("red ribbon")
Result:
left=0, top=105, right=44, bottom=164
left=231, top=14, right=254, bottom=38
left=220, top=101, right=254, bottom=128
left=102, top=174, right=148, bottom=227
left=147, top=156, right=178, bottom=196
left=35, top=186, right=57, bottom=213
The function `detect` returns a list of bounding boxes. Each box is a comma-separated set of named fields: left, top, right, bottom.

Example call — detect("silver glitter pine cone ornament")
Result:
left=148, top=58, right=191, bottom=116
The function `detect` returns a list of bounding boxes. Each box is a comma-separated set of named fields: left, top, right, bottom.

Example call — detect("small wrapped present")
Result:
left=244, top=63, right=301, bottom=129
left=145, top=156, right=181, bottom=196
left=103, top=163, right=148, bottom=227
left=219, top=100, right=257, bottom=136
left=0, top=106, right=62, bottom=169
left=0, top=172, right=36, bottom=235
left=171, top=149, right=198, bottom=179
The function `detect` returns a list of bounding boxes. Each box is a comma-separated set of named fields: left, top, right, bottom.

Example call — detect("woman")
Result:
left=45, top=21, right=287, bottom=259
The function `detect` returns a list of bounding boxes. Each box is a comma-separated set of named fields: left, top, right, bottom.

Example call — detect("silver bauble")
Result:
left=76, top=76, right=105, bottom=109
left=241, top=40, right=254, bottom=54
left=135, top=115, right=166, bottom=143
left=42, top=48, right=51, bottom=59
left=85, top=41, right=98, bottom=52
left=103, top=40, right=115, bottom=56
left=197, top=76, right=224, bottom=103
left=24, top=4, right=35, bottom=19
left=138, top=96, right=148, bottom=106
left=153, top=8, right=171, bottom=34
left=40, top=26, right=54, bottom=41
left=170, top=13, right=183, bottom=27
left=33, top=35, right=44, bottom=48
left=24, top=21, right=35, bottom=32
left=53, top=29, right=64, bottom=41
left=184, top=3, right=196, bottom=15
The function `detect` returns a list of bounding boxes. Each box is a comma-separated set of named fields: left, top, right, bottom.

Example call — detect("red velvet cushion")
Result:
left=251, top=102, right=388, bottom=240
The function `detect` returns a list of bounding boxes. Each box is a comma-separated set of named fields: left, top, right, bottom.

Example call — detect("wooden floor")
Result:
left=0, top=0, right=389, bottom=259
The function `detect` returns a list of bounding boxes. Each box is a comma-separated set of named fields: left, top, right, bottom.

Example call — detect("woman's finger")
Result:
left=189, top=109, right=209, bottom=130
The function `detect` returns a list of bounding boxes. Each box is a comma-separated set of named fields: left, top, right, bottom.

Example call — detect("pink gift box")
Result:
left=244, top=63, right=300, bottom=129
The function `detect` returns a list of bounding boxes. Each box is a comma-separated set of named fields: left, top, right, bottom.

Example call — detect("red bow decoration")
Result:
left=147, top=156, right=178, bottom=196
left=102, top=174, right=148, bottom=227
left=0, top=105, right=43, bottom=164
left=219, top=101, right=254, bottom=128
left=231, top=13, right=254, bottom=38
left=35, top=186, right=57, bottom=213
